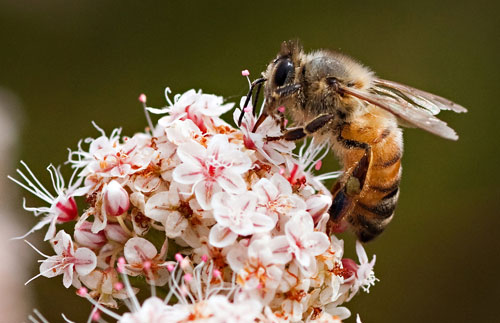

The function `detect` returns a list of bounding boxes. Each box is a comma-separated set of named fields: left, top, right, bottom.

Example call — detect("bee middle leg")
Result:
left=266, top=113, right=335, bottom=141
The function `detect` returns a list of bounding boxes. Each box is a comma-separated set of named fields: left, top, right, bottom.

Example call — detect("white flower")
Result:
left=118, top=297, right=174, bottom=323
left=347, top=241, right=377, bottom=299
left=164, top=118, right=203, bottom=145
left=227, top=235, right=291, bottom=304
left=199, top=294, right=263, bottom=323
left=173, top=134, right=251, bottom=210
left=233, top=102, right=294, bottom=165
left=252, top=173, right=306, bottom=226
left=13, top=87, right=377, bottom=321
left=29, top=230, right=96, bottom=288
left=79, top=268, right=136, bottom=309
left=123, top=237, right=170, bottom=286
left=9, top=162, right=82, bottom=241
left=155, top=89, right=234, bottom=133
left=144, top=182, right=193, bottom=239
left=306, top=194, right=332, bottom=224
left=83, top=131, right=155, bottom=178
left=209, top=192, right=276, bottom=248
left=285, top=211, right=330, bottom=276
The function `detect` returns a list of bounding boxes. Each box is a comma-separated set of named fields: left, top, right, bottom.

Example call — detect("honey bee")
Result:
left=238, top=40, right=466, bottom=242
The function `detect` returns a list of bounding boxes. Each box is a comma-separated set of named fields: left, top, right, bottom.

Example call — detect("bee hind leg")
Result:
left=328, top=147, right=371, bottom=223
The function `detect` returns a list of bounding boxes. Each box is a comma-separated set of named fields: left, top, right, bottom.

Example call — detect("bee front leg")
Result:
left=266, top=113, right=335, bottom=141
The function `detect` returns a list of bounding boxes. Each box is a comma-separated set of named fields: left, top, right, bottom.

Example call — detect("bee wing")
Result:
left=373, top=78, right=467, bottom=115
left=341, top=85, right=461, bottom=140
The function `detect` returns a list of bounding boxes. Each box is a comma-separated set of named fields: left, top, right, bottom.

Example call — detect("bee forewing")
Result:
left=374, top=79, right=468, bottom=114
left=342, top=86, right=460, bottom=140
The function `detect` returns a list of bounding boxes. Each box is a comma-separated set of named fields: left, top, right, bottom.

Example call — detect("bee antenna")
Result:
left=238, top=77, right=267, bottom=127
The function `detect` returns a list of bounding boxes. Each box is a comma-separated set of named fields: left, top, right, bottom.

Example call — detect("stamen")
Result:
left=315, top=160, right=322, bottom=171
left=184, top=273, right=193, bottom=282
left=77, top=287, right=88, bottom=296
left=175, top=253, right=184, bottom=262
left=33, top=309, right=49, bottom=323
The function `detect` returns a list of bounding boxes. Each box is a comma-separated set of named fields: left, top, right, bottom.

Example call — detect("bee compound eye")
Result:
left=274, top=59, right=294, bottom=87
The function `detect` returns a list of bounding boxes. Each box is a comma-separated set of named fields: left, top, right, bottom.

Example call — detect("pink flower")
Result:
left=173, top=134, right=251, bottom=210
left=30, top=230, right=97, bottom=288
left=209, top=192, right=276, bottom=248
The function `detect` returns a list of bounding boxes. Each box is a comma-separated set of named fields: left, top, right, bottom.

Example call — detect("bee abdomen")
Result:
left=349, top=156, right=402, bottom=242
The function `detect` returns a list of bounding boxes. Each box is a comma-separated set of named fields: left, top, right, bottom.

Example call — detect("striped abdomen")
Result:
left=330, top=111, right=403, bottom=242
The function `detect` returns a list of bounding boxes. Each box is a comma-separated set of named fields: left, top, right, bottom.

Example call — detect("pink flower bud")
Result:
left=103, top=180, right=129, bottom=216
left=341, top=258, right=359, bottom=279
left=55, top=196, right=78, bottom=222
left=241, top=69, right=250, bottom=76
left=74, top=221, right=107, bottom=249
left=104, top=223, right=129, bottom=244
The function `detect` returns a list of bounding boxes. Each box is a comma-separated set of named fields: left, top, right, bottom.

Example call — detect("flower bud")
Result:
left=104, top=223, right=129, bottom=243
left=103, top=180, right=129, bottom=216
left=74, top=221, right=107, bottom=249
left=55, top=196, right=78, bottom=222
left=341, top=258, right=359, bottom=279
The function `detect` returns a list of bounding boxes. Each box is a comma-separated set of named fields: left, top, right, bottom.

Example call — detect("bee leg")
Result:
left=329, top=147, right=371, bottom=222
left=252, top=112, right=269, bottom=132
left=278, top=112, right=287, bottom=131
left=266, top=113, right=335, bottom=141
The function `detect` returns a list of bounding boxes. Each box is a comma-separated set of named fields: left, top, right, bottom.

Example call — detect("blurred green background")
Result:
left=0, top=0, right=498, bottom=322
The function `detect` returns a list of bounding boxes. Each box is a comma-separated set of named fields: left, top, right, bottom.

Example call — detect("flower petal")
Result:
left=209, top=224, right=237, bottom=248
left=124, top=237, right=158, bottom=264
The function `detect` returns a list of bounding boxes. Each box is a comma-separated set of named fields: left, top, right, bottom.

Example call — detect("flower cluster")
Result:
left=12, top=85, right=377, bottom=322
